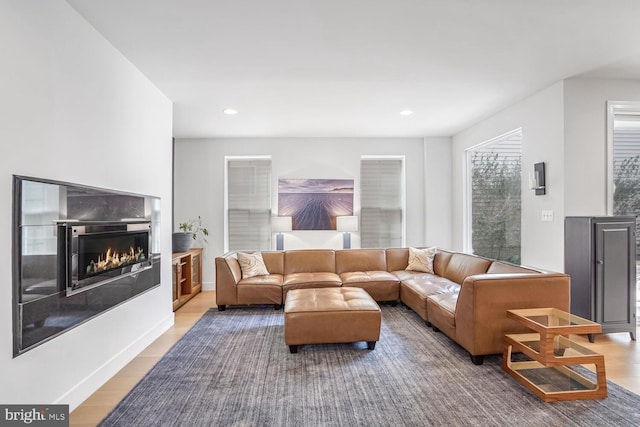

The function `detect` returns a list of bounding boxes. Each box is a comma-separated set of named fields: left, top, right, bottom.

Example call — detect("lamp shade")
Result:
left=336, top=216, right=358, bottom=232
left=272, top=216, right=292, bottom=232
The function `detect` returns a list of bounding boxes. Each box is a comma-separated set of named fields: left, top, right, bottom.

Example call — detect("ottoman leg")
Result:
left=367, top=341, right=376, bottom=350
left=289, top=345, right=299, bottom=354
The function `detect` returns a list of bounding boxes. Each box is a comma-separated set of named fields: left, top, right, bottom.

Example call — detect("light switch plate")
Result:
left=541, top=210, right=554, bottom=221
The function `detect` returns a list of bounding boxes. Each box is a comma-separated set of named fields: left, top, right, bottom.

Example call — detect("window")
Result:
left=466, top=130, right=521, bottom=263
left=360, top=157, right=405, bottom=248
left=225, top=157, right=271, bottom=251
left=608, top=102, right=640, bottom=258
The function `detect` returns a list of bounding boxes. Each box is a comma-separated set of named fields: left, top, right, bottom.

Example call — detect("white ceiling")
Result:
left=66, top=0, right=640, bottom=139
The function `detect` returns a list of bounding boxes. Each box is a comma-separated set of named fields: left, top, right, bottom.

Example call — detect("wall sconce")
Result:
left=528, top=162, right=546, bottom=196
left=337, top=216, right=358, bottom=249
left=271, top=216, right=292, bottom=251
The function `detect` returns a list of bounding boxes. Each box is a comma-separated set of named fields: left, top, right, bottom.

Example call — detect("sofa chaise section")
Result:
left=426, top=260, right=570, bottom=364
left=399, top=251, right=491, bottom=323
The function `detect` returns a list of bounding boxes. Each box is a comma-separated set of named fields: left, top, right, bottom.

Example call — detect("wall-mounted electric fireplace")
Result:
left=12, top=176, right=161, bottom=356
left=63, top=222, right=153, bottom=296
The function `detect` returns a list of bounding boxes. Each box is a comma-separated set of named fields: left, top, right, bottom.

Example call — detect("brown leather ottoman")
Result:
left=284, top=287, right=381, bottom=353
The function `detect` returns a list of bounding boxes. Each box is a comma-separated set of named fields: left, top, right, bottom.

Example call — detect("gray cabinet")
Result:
left=564, top=216, right=636, bottom=341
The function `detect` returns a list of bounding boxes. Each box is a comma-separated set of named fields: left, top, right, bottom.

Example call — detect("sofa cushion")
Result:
left=427, top=293, right=458, bottom=332
left=336, top=249, right=387, bottom=274
left=262, top=251, right=285, bottom=275
left=391, top=270, right=429, bottom=282
left=284, top=272, right=342, bottom=286
left=433, top=250, right=453, bottom=276
left=406, top=247, right=437, bottom=273
left=428, top=292, right=458, bottom=316
left=385, top=248, right=409, bottom=271
left=282, top=272, right=342, bottom=298
left=340, top=271, right=400, bottom=301
left=238, top=274, right=283, bottom=286
left=442, top=253, right=491, bottom=285
left=237, top=277, right=283, bottom=305
left=284, top=250, right=336, bottom=274
left=340, top=271, right=399, bottom=284
left=399, top=271, right=461, bottom=322
left=400, top=274, right=460, bottom=298
left=237, top=252, right=269, bottom=278
left=386, top=248, right=453, bottom=275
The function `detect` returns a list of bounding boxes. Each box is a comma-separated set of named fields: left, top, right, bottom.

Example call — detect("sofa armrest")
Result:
left=454, top=273, right=570, bottom=356
left=215, top=253, right=242, bottom=306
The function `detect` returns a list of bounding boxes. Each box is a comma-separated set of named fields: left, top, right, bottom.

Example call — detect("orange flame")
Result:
left=86, top=246, right=146, bottom=275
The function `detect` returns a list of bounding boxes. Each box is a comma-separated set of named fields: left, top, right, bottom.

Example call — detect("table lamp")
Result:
left=337, top=216, right=358, bottom=249
left=272, top=216, right=292, bottom=251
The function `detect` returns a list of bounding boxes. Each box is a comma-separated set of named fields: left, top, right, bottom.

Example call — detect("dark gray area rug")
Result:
left=100, top=306, right=640, bottom=426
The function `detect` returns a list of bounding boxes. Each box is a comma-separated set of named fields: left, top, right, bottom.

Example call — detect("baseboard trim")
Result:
left=58, top=312, right=175, bottom=411
left=202, top=281, right=216, bottom=291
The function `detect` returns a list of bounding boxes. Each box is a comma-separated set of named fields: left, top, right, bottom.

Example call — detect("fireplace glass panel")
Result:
left=77, top=230, right=149, bottom=280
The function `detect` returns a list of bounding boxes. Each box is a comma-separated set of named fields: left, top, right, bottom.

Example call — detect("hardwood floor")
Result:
left=576, top=331, right=640, bottom=394
left=70, top=290, right=640, bottom=426
left=69, top=291, right=217, bottom=427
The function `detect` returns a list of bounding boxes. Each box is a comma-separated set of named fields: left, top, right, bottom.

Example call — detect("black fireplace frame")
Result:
left=61, top=221, right=153, bottom=296
left=12, top=175, right=161, bottom=357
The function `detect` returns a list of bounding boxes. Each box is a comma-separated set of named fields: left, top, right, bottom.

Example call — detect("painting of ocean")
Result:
left=278, top=179, right=354, bottom=230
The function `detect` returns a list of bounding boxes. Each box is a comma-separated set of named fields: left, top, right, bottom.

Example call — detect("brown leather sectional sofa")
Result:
left=215, top=248, right=570, bottom=364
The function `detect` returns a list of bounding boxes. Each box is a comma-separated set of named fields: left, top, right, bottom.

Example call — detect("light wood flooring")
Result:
left=70, top=290, right=640, bottom=426
left=69, top=291, right=217, bottom=427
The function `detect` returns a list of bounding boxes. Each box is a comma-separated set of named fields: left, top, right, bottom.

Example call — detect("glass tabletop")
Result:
left=507, top=308, right=602, bottom=335
left=508, top=333, right=600, bottom=358
left=515, top=364, right=597, bottom=393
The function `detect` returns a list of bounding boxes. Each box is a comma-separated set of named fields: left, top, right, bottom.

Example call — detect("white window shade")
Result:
left=360, top=158, right=403, bottom=248
left=226, top=158, right=271, bottom=251
left=613, top=114, right=640, bottom=179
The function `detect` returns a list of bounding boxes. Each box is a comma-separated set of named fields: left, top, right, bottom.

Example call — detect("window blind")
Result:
left=613, top=114, right=640, bottom=185
left=226, top=158, right=271, bottom=251
left=360, top=158, right=403, bottom=248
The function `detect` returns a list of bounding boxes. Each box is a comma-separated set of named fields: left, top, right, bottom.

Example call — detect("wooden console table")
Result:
left=172, top=248, right=203, bottom=311
left=503, top=307, right=607, bottom=402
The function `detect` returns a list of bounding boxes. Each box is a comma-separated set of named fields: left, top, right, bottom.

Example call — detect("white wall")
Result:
left=452, top=82, right=565, bottom=272
left=174, top=137, right=447, bottom=288
left=564, top=77, right=640, bottom=216
left=0, top=1, right=173, bottom=409
left=423, top=137, right=453, bottom=249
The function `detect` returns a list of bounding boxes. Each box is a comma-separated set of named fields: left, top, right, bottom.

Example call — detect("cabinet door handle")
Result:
left=596, top=260, right=604, bottom=265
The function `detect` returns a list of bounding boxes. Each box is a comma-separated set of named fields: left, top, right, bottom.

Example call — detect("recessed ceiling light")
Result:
left=223, top=108, right=238, bottom=115
left=399, top=110, right=413, bottom=116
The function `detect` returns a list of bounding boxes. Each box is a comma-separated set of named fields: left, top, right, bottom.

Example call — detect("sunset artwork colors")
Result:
left=278, top=179, right=354, bottom=230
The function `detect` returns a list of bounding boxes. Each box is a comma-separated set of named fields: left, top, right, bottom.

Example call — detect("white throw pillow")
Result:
left=406, top=246, right=437, bottom=273
left=237, top=252, right=270, bottom=278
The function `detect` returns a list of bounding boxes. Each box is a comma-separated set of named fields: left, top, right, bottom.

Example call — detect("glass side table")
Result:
left=503, top=307, right=607, bottom=402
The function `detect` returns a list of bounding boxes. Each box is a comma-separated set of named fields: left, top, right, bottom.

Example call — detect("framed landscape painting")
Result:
left=278, top=179, right=354, bottom=230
